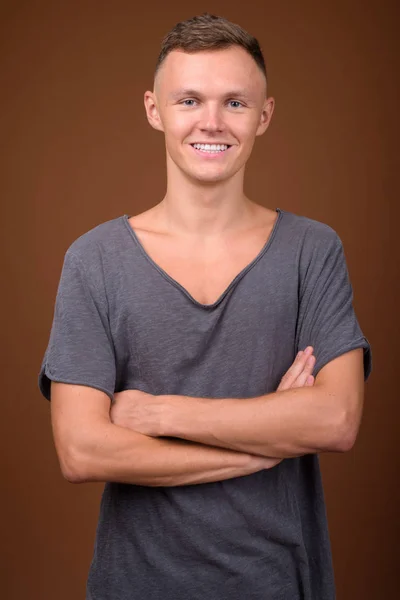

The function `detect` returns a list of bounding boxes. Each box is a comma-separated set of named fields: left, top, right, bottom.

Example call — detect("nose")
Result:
left=199, top=103, right=225, bottom=133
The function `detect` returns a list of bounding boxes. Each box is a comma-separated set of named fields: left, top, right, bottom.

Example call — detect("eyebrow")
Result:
left=168, top=88, right=252, bottom=101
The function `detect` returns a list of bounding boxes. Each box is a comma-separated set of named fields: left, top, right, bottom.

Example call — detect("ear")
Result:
left=255, top=96, right=275, bottom=137
left=144, top=91, right=164, bottom=132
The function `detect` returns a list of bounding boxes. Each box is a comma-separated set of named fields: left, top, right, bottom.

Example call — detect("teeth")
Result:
left=193, top=143, right=229, bottom=152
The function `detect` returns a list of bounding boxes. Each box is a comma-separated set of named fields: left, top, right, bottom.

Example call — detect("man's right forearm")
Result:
left=69, top=421, right=281, bottom=486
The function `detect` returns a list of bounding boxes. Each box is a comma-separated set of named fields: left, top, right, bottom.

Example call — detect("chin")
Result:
left=190, top=172, right=230, bottom=184
left=182, top=163, right=231, bottom=182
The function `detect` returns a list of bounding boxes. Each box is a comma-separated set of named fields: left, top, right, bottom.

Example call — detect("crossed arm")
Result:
left=113, top=347, right=365, bottom=460
left=53, top=347, right=365, bottom=485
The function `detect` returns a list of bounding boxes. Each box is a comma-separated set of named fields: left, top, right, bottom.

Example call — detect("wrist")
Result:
left=158, top=394, right=180, bottom=437
left=159, top=394, right=199, bottom=438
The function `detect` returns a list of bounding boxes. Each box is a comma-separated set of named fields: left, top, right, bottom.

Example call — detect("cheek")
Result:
left=235, top=117, right=259, bottom=141
left=164, top=114, right=194, bottom=141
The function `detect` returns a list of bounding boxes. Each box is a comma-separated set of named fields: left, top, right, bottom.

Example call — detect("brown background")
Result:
left=1, top=1, right=398, bottom=598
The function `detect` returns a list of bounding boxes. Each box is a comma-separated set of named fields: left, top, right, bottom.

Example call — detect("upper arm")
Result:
left=314, top=347, right=365, bottom=451
left=296, top=225, right=372, bottom=384
left=38, top=248, right=117, bottom=480
left=38, top=249, right=116, bottom=404
left=50, top=381, right=111, bottom=482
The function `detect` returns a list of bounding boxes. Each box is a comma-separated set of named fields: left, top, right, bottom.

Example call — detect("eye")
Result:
left=228, top=100, right=243, bottom=109
left=181, top=99, right=197, bottom=107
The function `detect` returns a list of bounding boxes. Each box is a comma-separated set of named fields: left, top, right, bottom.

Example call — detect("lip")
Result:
left=189, top=144, right=233, bottom=159
left=190, top=142, right=232, bottom=145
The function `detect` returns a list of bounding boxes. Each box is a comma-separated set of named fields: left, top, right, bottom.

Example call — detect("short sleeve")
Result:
left=295, top=227, right=372, bottom=382
left=38, top=249, right=116, bottom=401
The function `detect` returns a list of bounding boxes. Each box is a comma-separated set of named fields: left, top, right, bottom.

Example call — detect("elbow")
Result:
left=57, top=421, right=112, bottom=483
left=59, top=445, right=89, bottom=484
left=333, top=429, right=357, bottom=453
left=330, top=409, right=360, bottom=453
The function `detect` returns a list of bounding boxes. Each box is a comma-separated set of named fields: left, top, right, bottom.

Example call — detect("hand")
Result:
left=277, top=347, right=316, bottom=392
left=256, top=347, right=317, bottom=470
left=110, top=389, right=166, bottom=437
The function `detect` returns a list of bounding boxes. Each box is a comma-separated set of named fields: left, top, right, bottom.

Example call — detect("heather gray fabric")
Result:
left=38, top=207, right=372, bottom=600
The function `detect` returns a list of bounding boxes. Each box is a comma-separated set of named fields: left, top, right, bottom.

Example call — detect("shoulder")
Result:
left=280, top=208, right=342, bottom=248
left=65, top=215, right=126, bottom=266
left=58, top=215, right=128, bottom=296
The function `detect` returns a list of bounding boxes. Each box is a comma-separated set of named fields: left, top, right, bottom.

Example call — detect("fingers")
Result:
left=294, top=352, right=316, bottom=387
left=305, top=375, right=314, bottom=386
left=277, top=347, right=316, bottom=391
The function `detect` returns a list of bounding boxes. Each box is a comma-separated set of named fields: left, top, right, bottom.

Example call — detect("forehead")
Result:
left=156, top=46, right=265, bottom=98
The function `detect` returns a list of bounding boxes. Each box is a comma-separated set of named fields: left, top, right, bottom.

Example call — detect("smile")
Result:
left=190, top=143, right=232, bottom=158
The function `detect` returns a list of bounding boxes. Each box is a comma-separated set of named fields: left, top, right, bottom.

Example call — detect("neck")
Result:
left=152, top=159, right=257, bottom=238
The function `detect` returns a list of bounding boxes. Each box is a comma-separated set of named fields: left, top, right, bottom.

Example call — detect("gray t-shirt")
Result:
left=38, top=207, right=372, bottom=600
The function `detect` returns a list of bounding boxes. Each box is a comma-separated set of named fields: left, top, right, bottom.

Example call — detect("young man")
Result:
left=38, top=13, right=372, bottom=600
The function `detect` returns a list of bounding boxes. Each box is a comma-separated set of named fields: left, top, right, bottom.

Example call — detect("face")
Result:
left=144, top=46, right=274, bottom=185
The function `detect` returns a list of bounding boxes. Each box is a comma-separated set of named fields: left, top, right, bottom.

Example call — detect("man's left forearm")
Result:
left=160, top=385, right=350, bottom=459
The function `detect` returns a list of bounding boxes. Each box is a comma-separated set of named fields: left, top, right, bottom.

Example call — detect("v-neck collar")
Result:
left=121, top=208, right=283, bottom=309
